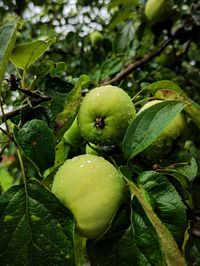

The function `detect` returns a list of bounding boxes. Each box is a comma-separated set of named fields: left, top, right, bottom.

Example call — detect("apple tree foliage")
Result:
left=0, top=0, right=200, bottom=265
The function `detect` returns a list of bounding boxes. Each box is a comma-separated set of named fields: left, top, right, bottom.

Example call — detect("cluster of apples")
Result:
left=52, top=84, right=186, bottom=239
left=52, top=0, right=181, bottom=241
left=88, top=0, right=174, bottom=49
left=52, top=85, right=135, bottom=239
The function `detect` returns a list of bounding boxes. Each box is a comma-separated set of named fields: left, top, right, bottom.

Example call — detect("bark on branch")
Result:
left=0, top=97, right=51, bottom=122
left=101, top=25, right=183, bottom=86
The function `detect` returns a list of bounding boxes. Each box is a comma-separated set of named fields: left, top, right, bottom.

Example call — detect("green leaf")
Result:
left=114, top=22, right=136, bottom=52
left=0, top=179, right=75, bottom=266
left=0, top=22, right=17, bottom=86
left=54, top=75, right=90, bottom=141
left=44, top=75, right=74, bottom=97
left=137, top=171, right=187, bottom=245
left=185, top=235, right=200, bottom=265
left=159, top=156, right=198, bottom=184
left=50, top=61, right=66, bottom=76
left=10, top=37, right=56, bottom=70
left=109, top=6, right=136, bottom=30
left=122, top=174, right=187, bottom=266
left=112, top=227, right=150, bottom=265
left=131, top=199, right=165, bottom=265
left=184, top=98, right=200, bottom=130
left=14, top=119, right=55, bottom=175
left=86, top=205, right=137, bottom=266
left=191, top=184, right=200, bottom=210
left=20, top=105, right=51, bottom=126
left=154, top=88, right=200, bottom=130
left=123, top=100, right=185, bottom=159
left=143, top=80, right=187, bottom=97
left=100, top=58, right=123, bottom=79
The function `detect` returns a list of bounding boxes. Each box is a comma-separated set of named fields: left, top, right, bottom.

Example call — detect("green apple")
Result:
left=145, top=0, right=173, bottom=24
left=138, top=100, right=187, bottom=160
left=52, top=154, right=126, bottom=239
left=64, top=117, right=84, bottom=148
left=89, top=31, right=104, bottom=47
left=77, top=85, right=136, bottom=146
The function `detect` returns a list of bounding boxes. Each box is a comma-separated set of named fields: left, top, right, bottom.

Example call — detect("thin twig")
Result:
left=18, top=88, right=51, bottom=100
left=0, top=142, right=10, bottom=157
left=16, top=146, right=27, bottom=185
left=0, top=96, right=51, bottom=121
left=0, top=140, right=9, bottom=144
left=21, top=70, right=26, bottom=88
left=0, top=126, right=9, bottom=136
left=0, top=97, right=10, bottom=135
left=131, top=88, right=146, bottom=101
left=16, top=145, right=35, bottom=247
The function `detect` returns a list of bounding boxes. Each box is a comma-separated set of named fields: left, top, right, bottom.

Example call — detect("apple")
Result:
left=77, top=85, right=136, bottom=146
left=89, top=31, right=104, bottom=47
left=138, top=100, right=187, bottom=160
left=145, top=0, right=173, bottom=24
left=64, top=117, right=84, bottom=148
left=51, top=154, right=126, bottom=239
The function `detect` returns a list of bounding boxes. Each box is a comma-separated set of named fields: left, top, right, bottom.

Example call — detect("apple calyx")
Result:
left=95, top=117, right=105, bottom=129
left=77, top=85, right=136, bottom=145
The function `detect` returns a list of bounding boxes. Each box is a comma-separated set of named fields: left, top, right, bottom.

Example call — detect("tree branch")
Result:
left=0, top=97, right=51, bottom=122
left=101, top=25, right=184, bottom=85
left=18, top=88, right=51, bottom=100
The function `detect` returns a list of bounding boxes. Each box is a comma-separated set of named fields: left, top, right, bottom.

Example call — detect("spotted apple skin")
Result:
left=52, top=154, right=126, bottom=239
left=77, top=85, right=136, bottom=146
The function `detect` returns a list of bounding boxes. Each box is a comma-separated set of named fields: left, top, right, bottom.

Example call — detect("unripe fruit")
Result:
left=77, top=85, right=136, bottom=146
left=64, top=117, right=83, bottom=147
left=89, top=31, right=103, bottom=47
left=139, top=100, right=186, bottom=160
left=52, top=154, right=126, bottom=239
left=145, top=0, right=173, bottom=24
